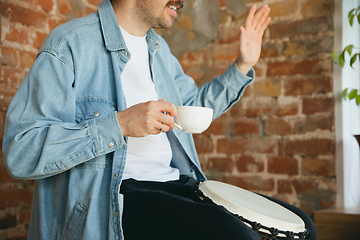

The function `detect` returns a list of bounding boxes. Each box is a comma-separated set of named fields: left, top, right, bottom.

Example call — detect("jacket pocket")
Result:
left=75, top=98, right=117, bottom=123
left=61, top=203, right=88, bottom=240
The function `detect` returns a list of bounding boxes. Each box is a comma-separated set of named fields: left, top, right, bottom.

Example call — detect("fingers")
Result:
left=254, top=5, right=271, bottom=33
left=117, top=100, right=177, bottom=137
left=149, top=99, right=176, bottom=132
left=157, top=99, right=177, bottom=117
left=244, top=4, right=271, bottom=34
left=244, top=5, right=256, bottom=30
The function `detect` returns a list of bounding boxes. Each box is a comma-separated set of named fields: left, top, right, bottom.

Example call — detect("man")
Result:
left=3, top=0, right=316, bottom=239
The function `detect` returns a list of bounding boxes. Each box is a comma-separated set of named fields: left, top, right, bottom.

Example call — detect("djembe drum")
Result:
left=194, top=181, right=311, bottom=240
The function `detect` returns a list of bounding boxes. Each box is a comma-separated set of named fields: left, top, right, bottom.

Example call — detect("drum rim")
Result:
left=198, top=181, right=307, bottom=235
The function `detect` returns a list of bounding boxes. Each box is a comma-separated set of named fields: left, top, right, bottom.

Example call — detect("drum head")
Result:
left=199, top=181, right=306, bottom=234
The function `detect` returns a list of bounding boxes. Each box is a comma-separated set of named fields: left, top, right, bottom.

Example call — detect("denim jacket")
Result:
left=2, top=0, right=254, bottom=239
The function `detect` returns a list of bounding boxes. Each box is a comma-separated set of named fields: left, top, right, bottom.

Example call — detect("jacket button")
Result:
left=114, top=174, right=119, bottom=177
left=124, top=51, right=128, bottom=55
left=154, top=43, right=159, bottom=47
left=114, top=211, right=118, bottom=216
left=94, top=111, right=100, bottom=117
left=108, top=142, right=114, bottom=148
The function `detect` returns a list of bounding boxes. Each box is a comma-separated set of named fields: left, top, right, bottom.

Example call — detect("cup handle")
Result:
left=163, top=111, right=183, bottom=131
left=174, top=123, right=183, bottom=130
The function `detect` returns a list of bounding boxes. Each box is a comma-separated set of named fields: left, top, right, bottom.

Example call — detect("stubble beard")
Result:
left=135, top=0, right=183, bottom=30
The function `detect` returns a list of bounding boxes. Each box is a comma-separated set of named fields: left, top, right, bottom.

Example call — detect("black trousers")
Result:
left=120, top=177, right=317, bottom=240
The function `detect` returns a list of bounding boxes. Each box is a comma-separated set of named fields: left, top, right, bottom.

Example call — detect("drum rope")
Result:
left=193, top=182, right=311, bottom=240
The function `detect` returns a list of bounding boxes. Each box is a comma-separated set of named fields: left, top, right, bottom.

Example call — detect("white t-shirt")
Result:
left=119, top=26, right=180, bottom=182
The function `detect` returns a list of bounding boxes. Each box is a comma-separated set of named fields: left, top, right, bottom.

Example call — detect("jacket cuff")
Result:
left=221, top=61, right=255, bottom=92
left=89, top=111, right=127, bottom=156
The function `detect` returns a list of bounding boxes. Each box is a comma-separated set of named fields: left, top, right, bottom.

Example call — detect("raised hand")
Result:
left=236, top=4, right=271, bottom=74
left=117, top=99, right=177, bottom=137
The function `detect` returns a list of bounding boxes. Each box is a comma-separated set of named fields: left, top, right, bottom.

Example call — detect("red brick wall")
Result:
left=189, top=0, right=335, bottom=216
left=0, top=0, right=101, bottom=238
left=0, top=0, right=335, bottom=237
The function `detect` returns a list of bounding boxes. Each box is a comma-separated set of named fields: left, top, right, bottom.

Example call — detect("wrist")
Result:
left=116, top=111, right=129, bottom=137
left=236, top=60, right=252, bottom=75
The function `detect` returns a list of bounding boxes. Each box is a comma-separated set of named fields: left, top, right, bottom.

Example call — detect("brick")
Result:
left=267, top=57, right=332, bottom=77
left=218, top=24, right=239, bottom=44
left=283, top=138, right=335, bottom=156
left=59, top=0, right=73, bottom=15
left=302, top=97, right=334, bottom=114
left=275, top=103, right=299, bottom=116
left=7, top=230, right=28, bottom=240
left=19, top=50, right=37, bottom=69
left=294, top=115, right=334, bottom=133
left=220, top=175, right=275, bottom=191
left=2, top=67, right=26, bottom=92
left=278, top=179, right=292, bottom=194
left=58, top=0, right=86, bottom=19
left=180, top=50, right=208, bottom=69
left=193, top=135, right=214, bottom=154
left=86, top=0, right=102, bottom=6
left=268, top=0, right=298, bottom=18
left=268, top=156, right=298, bottom=175
left=252, top=65, right=264, bottom=78
left=198, top=154, right=207, bottom=172
left=212, top=43, right=238, bottom=63
left=0, top=2, right=47, bottom=28
left=254, top=79, right=281, bottom=97
left=236, top=154, right=264, bottom=173
left=84, top=5, right=97, bottom=16
left=207, top=157, right=234, bottom=173
left=0, top=111, right=5, bottom=149
left=219, top=11, right=230, bottom=25
left=0, top=46, right=18, bottom=67
left=48, top=15, right=66, bottom=31
left=233, top=118, right=259, bottom=135
left=218, top=0, right=227, bottom=8
left=302, top=158, right=335, bottom=176
left=183, top=65, right=205, bottom=83
left=19, top=207, right=32, bottom=224
left=217, top=138, right=247, bottom=154
left=269, top=16, right=333, bottom=39
left=284, top=76, right=332, bottom=96
left=0, top=214, right=17, bottom=230
left=0, top=164, right=19, bottom=183
left=245, top=98, right=275, bottom=117
left=35, top=31, right=48, bottom=49
left=176, top=14, right=193, bottom=30
left=260, top=42, right=279, bottom=58
left=0, top=88, right=17, bottom=111
left=4, top=25, right=30, bottom=45
left=246, top=137, right=275, bottom=154
left=301, top=0, right=334, bottom=19
left=282, top=37, right=333, bottom=56
left=210, top=63, right=230, bottom=80
left=0, top=189, right=33, bottom=209
left=218, top=136, right=274, bottom=154
left=264, top=117, right=292, bottom=135
left=229, top=101, right=243, bottom=117
left=34, top=0, right=54, bottom=12
left=204, top=118, right=225, bottom=135
left=292, top=179, right=316, bottom=194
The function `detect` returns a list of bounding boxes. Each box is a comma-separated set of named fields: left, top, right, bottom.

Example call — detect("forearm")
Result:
left=180, top=61, right=254, bottom=119
left=3, top=111, right=125, bottom=180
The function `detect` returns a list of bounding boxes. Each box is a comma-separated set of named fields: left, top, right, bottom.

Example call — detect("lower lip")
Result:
left=167, top=7, right=177, bottom=16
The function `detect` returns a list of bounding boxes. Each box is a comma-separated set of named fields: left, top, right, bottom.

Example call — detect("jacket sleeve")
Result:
left=2, top=51, right=126, bottom=180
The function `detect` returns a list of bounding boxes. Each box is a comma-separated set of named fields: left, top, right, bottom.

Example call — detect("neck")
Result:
left=111, top=0, right=149, bottom=37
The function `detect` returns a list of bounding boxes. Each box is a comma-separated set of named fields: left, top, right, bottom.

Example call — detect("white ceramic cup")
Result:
left=174, top=106, right=213, bottom=134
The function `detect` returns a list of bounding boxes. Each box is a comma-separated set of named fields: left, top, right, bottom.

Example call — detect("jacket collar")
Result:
left=98, top=0, right=160, bottom=52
